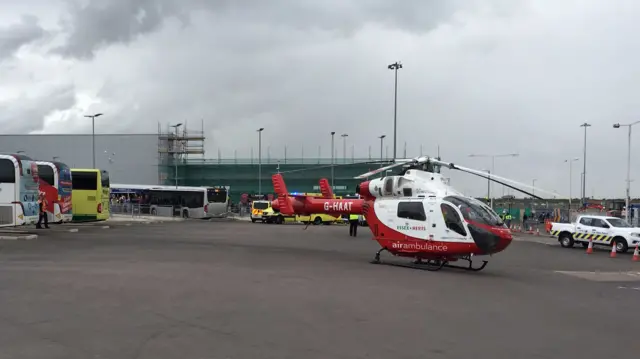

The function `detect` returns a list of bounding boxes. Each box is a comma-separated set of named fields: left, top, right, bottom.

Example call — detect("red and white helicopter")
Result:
left=271, top=156, right=555, bottom=272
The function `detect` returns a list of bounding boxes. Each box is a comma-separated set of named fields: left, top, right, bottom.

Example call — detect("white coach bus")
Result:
left=111, top=184, right=230, bottom=218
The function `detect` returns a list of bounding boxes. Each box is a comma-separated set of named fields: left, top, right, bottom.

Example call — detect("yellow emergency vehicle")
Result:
left=250, top=200, right=272, bottom=223
left=260, top=193, right=342, bottom=225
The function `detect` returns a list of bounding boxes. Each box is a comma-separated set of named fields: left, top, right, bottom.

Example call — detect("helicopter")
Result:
left=270, top=155, right=556, bottom=272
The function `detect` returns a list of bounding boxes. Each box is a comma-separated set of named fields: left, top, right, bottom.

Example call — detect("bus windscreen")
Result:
left=207, top=188, right=227, bottom=203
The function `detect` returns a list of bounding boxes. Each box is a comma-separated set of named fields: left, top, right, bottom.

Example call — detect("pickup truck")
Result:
left=550, top=215, right=640, bottom=253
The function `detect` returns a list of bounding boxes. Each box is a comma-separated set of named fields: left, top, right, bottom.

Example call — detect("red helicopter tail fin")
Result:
left=272, top=173, right=289, bottom=196
left=272, top=174, right=295, bottom=215
left=318, top=178, right=334, bottom=198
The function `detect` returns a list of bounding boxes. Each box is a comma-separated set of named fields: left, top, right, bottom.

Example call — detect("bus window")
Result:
left=101, top=170, right=110, bottom=188
left=0, top=159, right=15, bottom=183
left=72, top=171, right=98, bottom=190
left=37, top=165, right=55, bottom=186
left=207, top=189, right=227, bottom=203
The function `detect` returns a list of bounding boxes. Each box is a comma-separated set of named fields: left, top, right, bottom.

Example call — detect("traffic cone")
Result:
left=610, top=241, right=617, bottom=258
left=632, top=244, right=639, bottom=262
left=586, top=238, right=593, bottom=254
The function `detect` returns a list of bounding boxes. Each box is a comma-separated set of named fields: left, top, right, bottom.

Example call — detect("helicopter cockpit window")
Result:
left=397, top=202, right=426, bottom=221
left=440, top=203, right=466, bottom=236
left=444, top=196, right=503, bottom=227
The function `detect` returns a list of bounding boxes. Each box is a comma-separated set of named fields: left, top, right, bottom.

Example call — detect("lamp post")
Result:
left=531, top=179, right=537, bottom=201
left=388, top=61, right=402, bottom=161
left=84, top=113, right=103, bottom=168
left=257, top=128, right=264, bottom=196
left=170, top=123, right=182, bottom=188
left=468, top=153, right=519, bottom=209
left=613, top=120, right=640, bottom=222
left=378, top=135, right=386, bottom=160
left=330, top=132, right=335, bottom=188
left=481, top=169, right=490, bottom=204
left=564, top=158, right=579, bottom=209
left=341, top=133, right=348, bottom=164
left=580, top=122, right=591, bottom=207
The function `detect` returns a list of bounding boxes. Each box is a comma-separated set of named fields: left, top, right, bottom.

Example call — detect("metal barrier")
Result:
left=110, top=203, right=175, bottom=218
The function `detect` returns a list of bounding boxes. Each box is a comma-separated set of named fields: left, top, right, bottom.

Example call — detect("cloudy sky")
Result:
left=1, top=0, right=639, bottom=199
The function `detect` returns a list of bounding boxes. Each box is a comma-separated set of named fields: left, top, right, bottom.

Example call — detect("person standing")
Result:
left=36, top=193, right=50, bottom=229
left=349, top=213, right=359, bottom=237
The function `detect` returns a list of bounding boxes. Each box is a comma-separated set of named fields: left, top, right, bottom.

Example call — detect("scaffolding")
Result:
left=157, top=120, right=205, bottom=184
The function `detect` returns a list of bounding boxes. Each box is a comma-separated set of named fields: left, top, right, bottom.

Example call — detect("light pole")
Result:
left=257, top=128, right=264, bottom=196
left=468, top=153, right=519, bottom=209
left=580, top=122, right=591, bottom=207
left=613, top=120, right=640, bottom=222
left=170, top=123, right=182, bottom=187
left=341, top=133, right=348, bottom=164
left=330, top=132, right=335, bottom=188
left=532, top=179, right=536, bottom=198
left=378, top=135, right=386, bottom=160
left=481, top=169, right=490, bottom=204
left=388, top=61, right=402, bottom=161
left=564, top=158, right=579, bottom=209
left=84, top=113, right=103, bottom=168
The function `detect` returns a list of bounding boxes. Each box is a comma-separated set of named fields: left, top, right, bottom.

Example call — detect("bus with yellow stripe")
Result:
left=71, top=168, right=110, bottom=221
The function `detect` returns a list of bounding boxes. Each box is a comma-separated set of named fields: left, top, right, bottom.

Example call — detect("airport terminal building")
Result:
left=0, top=126, right=388, bottom=202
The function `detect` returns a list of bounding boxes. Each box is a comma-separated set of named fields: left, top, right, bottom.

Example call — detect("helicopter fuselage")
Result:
left=360, top=195, right=512, bottom=261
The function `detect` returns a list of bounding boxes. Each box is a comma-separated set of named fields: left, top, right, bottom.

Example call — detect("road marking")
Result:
left=617, top=286, right=640, bottom=290
left=68, top=229, right=79, bottom=233
left=0, top=235, right=38, bottom=240
left=555, top=271, right=640, bottom=282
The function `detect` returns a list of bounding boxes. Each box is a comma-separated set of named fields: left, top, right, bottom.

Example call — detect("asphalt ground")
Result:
left=0, top=221, right=638, bottom=359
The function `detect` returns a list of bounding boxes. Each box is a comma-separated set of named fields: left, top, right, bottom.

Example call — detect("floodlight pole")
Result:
left=331, top=132, right=335, bottom=188
left=388, top=61, right=402, bottom=161
left=613, top=121, right=639, bottom=222
left=84, top=113, right=104, bottom=168
left=257, top=128, right=264, bottom=196
left=580, top=123, right=591, bottom=207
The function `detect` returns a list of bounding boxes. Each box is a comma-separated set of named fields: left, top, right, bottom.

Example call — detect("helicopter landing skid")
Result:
left=370, top=249, right=488, bottom=272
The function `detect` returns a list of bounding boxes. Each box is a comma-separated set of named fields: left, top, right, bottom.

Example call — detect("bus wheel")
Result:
left=276, top=215, right=284, bottom=224
left=313, top=217, right=322, bottom=225
left=151, top=208, right=157, bottom=216
left=182, top=210, right=189, bottom=218
left=251, top=218, right=257, bottom=223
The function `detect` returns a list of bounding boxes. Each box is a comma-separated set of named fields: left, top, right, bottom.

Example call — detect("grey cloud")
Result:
left=51, top=0, right=190, bottom=60
left=0, top=15, right=46, bottom=61
left=52, top=0, right=491, bottom=60
left=0, top=84, right=76, bottom=133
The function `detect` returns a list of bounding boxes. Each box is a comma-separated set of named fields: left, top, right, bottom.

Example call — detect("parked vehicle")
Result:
left=550, top=214, right=640, bottom=253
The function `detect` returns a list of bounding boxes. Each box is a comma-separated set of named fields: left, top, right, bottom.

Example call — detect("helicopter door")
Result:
left=440, top=203, right=468, bottom=241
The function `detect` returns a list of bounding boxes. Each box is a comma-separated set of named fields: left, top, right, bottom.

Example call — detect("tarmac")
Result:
left=0, top=220, right=637, bottom=359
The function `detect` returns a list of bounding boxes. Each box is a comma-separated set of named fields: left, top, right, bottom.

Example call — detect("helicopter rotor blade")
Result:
left=353, top=160, right=410, bottom=179
left=352, top=156, right=433, bottom=179
left=429, top=159, right=560, bottom=198
left=455, top=169, right=544, bottom=199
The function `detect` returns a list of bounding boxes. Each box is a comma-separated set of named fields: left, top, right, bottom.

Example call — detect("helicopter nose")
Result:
left=468, top=224, right=513, bottom=254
